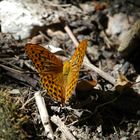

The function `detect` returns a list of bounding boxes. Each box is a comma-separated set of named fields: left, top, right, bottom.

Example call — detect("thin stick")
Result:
left=51, top=115, right=76, bottom=140
left=64, top=25, right=116, bottom=85
left=0, top=64, right=25, bottom=74
left=0, top=59, right=24, bottom=71
left=64, top=25, right=79, bottom=46
left=34, top=91, right=54, bottom=140
left=84, top=56, right=116, bottom=85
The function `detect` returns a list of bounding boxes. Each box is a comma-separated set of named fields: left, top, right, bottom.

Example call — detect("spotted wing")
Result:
left=65, top=40, right=88, bottom=102
left=25, top=44, right=65, bottom=103
left=25, top=44, right=63, bottom=74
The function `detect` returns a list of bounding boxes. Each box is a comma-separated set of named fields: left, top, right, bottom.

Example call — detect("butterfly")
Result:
left=25, top=40, right=88, bottom=104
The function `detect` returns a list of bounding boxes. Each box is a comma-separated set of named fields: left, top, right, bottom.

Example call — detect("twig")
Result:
left=64, top=25, right=79, bottom=46
left=84, top=57, right=116, bottom=85
left=0, top=63, right=26, bottom=74
left=20, top=96, right=35, bottom=109
left=64, top=25, right=116, bottom=85
left=34, top=91, right=54, bottom=140
left=42, top=0, right=72, bottom=8
left=101, top=31, right=113, bottom=48
left=0, top=59, right=24, bottom=71
left=51, top=115, right=76, bottom=140
left=0, top=64, right=38, bottom=88
left=39, top=31, right=51, bottom=41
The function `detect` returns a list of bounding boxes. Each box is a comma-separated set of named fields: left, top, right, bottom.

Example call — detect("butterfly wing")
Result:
left=25, top=44, right=63, bottom=74
left=65, top=40, right=88, bottom=102
left=40, top=73, right=65, bottom=103
left=25, top=44, right=65, bottom=103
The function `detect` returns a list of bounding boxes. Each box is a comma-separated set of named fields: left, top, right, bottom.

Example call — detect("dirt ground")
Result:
left=0, top=0, right=140, bottom=139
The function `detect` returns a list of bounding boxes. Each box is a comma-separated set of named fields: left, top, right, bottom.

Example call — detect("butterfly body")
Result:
left=25, top=40, right=88, bottom=104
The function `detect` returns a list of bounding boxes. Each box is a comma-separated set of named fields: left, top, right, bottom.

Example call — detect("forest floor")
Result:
left=0, top=0, right=140, bottom=139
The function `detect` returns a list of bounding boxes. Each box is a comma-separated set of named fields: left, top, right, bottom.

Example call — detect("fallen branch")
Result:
left=51, top=115, right=76, bottom=140
left=34, top=91, right=54, bottom=140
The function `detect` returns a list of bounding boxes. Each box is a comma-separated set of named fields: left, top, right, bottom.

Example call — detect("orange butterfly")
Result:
left=25, top=40, right=88, bottom=104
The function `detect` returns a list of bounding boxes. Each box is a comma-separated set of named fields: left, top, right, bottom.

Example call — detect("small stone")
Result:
left=120, top=137, right=129, bottom=140
left=118, top=19, right=140, bottom=56
left=9, top=89, right=20, bottom=94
